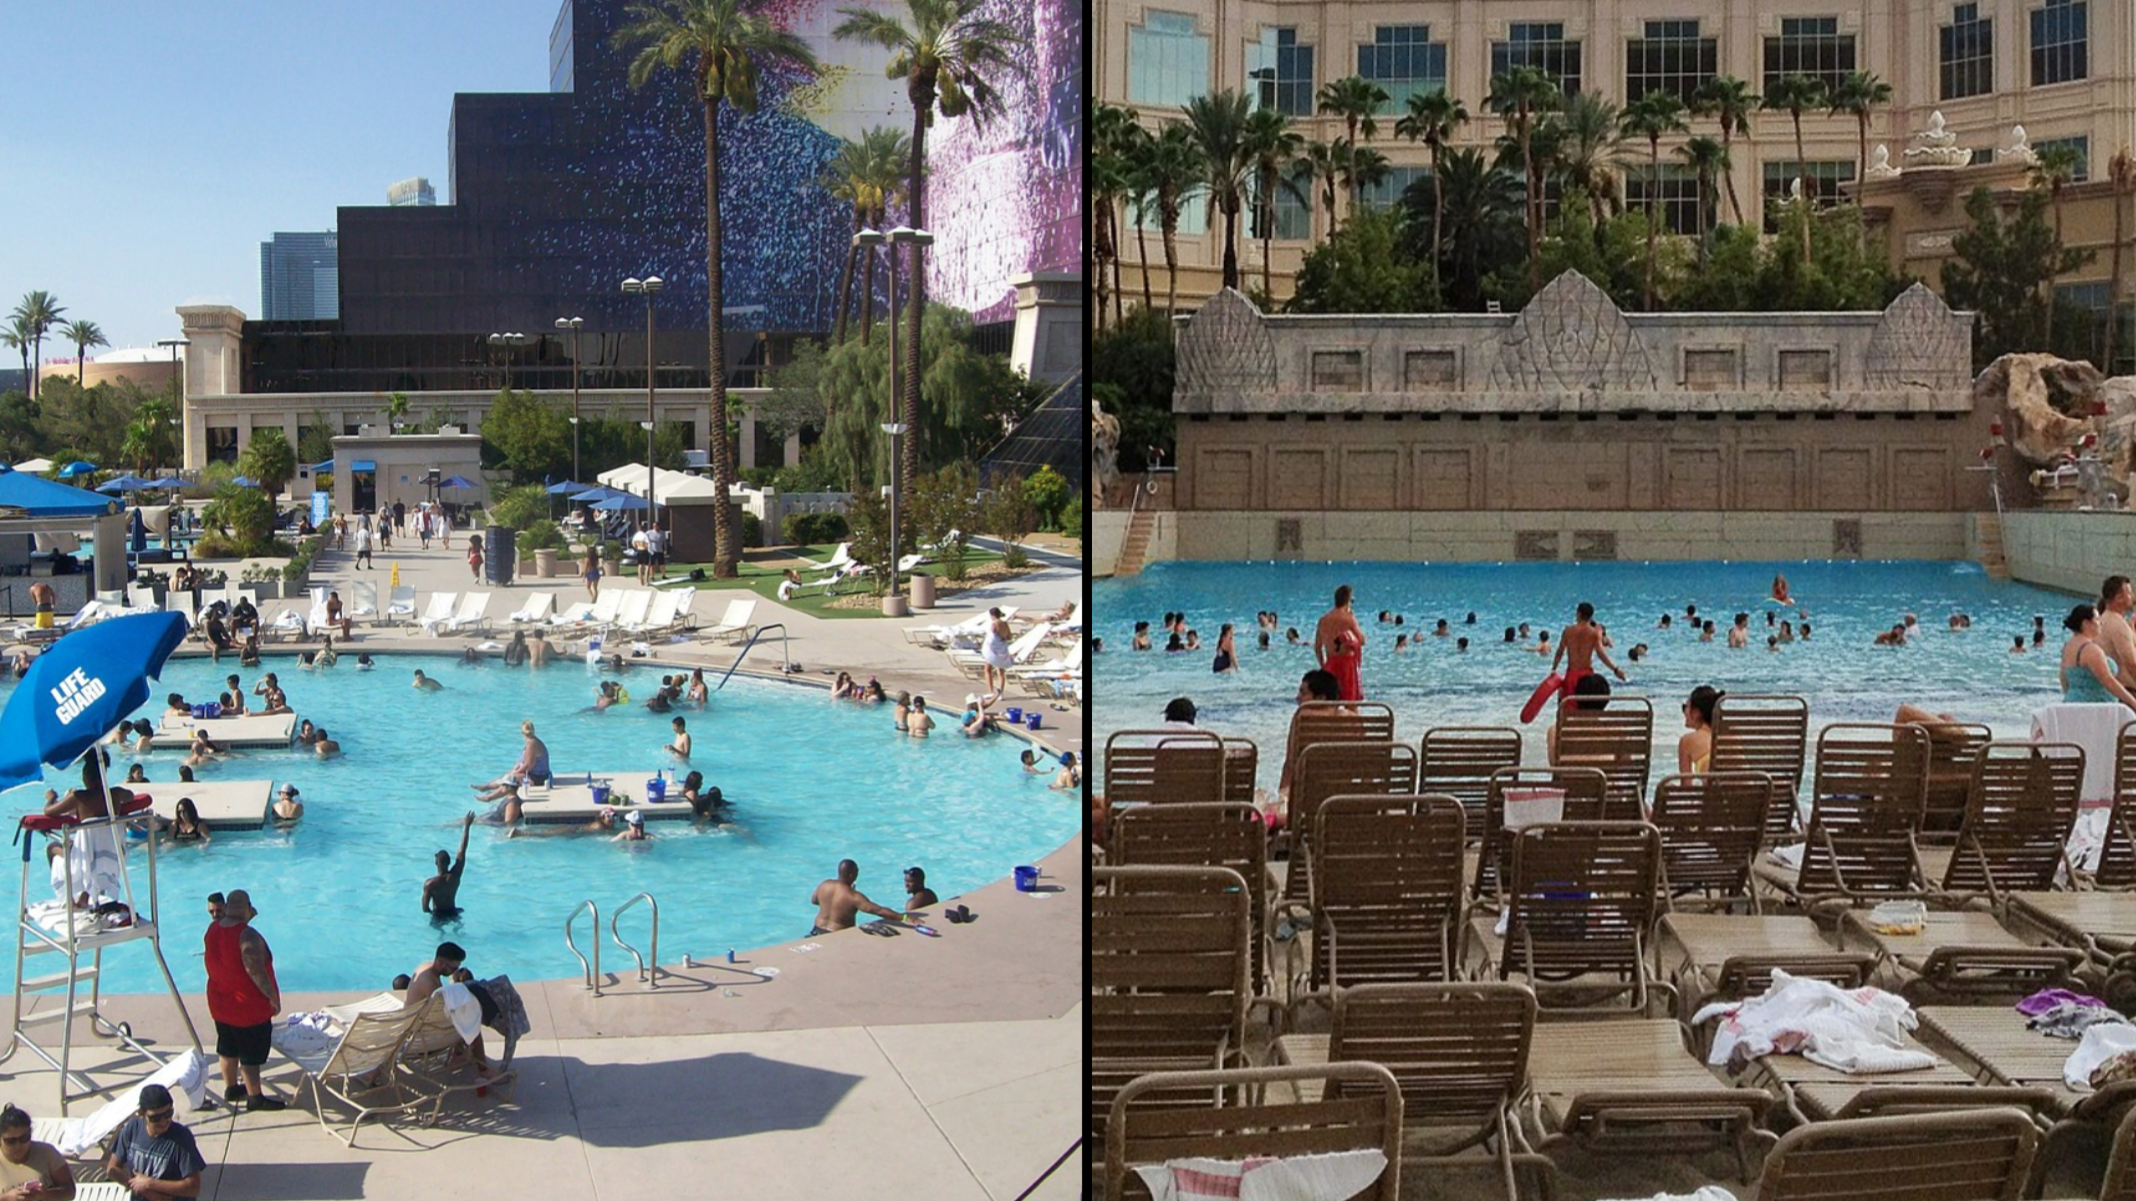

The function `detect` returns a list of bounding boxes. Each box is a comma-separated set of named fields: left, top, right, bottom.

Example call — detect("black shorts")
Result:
left=651, top=551, right=667, bottom=567
left=215, top=1019, right=273, bottom=1066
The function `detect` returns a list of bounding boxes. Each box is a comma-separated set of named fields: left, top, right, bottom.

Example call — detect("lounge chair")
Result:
left=1111, top=802, right=1271, bottom=993
left=444, top=591, right=493, bottom=636
left=302, top=586, right=331, bottom=636
left=552, top=590, right=622, bottom=637
left=1009, top=636, right=1081, bottom=679
left=1710, top=694, right=1812, bottom=840
left=273, top=994, right=440, bottom=1147
left=1838, top=907, right=2083, bottom=1003
left=414, top=592, right=460, bottom=635
left=1934, top=741, right=2085, bottom=906
left=1103, top=1063, right=1402, bottom=1201
left=258, top=602, right=307, bottom=643
left=506, top=592, right=555, bottom=625
left=902, top=609, right=999, bottom=648
left=1730, top=1012, right=1991, bottom=1126
left=1272, top=983, right=1545, bottom=1201
left=395, top=981, right=521, bottom=1117
left=348, top=581, right=379, bottom=622
left=1553, top=693, right=1656, bottom=815
left=1470, top=766, right=1612, bottom=903
left=1417, top=726, right=1524, bottom=829
left=1753, top=723, right=1933, bottom=917
left=1920, top=1005, right=2136, bottom=1150
left=383, top=585, right=417, bottom=625
left=1276, top=740, right=1419, bottom=902
left=947, top=621, right=1054, bottom=677
left=2004, top=891, right=2136, bottom=1008
left=595, top=589, right=652, bottom=638
left=1470, top=821, right=1664, bottom=1013
left=1522, top=1018, right=1774, bottom=1181
left=699, top=598, right=756, bottom=643
left=1101, top=729, right=1227, bottom=809
left=1651, top=771, right=1774, bottom=913
left=1655, top=912, right=1871, bottom=1033
left=2092, top=723, right=2136, bottom=888
left=1749, top=1109, right=2038, bottom=1200
left=618, top=590, right=678, bottom=635
left=1920, top=722, right=1995, bottom=841
left=1302, top=794, right=1467, bottom=993
left=667, top=587, right=698, bottom=630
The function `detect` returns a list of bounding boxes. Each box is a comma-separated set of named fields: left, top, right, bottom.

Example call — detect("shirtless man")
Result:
left=421, top=813, right=475, bottom=919
left=404, top=941, right=493, bottom=1074
left=28, top=580, right=56, bottom=630
left=1311, top=585, right=1367, bottom=676
left=1550, top=602, right=1628, bottom=701
left=904, top=867, right=939, bottom=910
left=807, top=859, right=908, bottom=935
left=2098, top=575, right=2136, bottom=683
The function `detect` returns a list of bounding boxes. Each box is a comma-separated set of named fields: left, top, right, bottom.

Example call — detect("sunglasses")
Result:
left=141, top=1108, right=174, bottom=1123
left=1, top=1134, right=29, bottom=1146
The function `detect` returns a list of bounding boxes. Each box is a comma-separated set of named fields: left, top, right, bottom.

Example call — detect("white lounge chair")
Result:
left=598, top=589, right=653, bottom=636
left=396, top=980, right=520, bottom=1117
left=444, top=591, right=493, bottom=635
left=552, top=599, right=595, bottom=625
left=303, top=587, right=331, bottom=636
left=819, top=543, right=855, bottom=572
left=272, top=994, right=440, bottom=1147
left=555, top=590, right=622, bottom=632
left=384, top=585, right=417, bottom=625
left=668, top=587, right=699, bottom=630
left=259, top=602, right=307, bottom=642
left=349, top=581, right=379, bottom=621
left=620, top=590, right=679, bottom=635
left=948, top=621, right=1055, bottom=678
left=902, top=610, right=997, bottom=647
left=699, top=598, right=757, bottom=643
left=1010, top=636, right=1082, bottom=678
left=415, top=592, right=460, bottom=635
left=506, top=591, right=555, bottom=624
left=32, top=1048, right=211, bottom=1160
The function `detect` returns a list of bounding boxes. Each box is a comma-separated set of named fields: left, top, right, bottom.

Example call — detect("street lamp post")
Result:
left=881, top=422, right=909, bottom=616
left=853, top=226, right=891, bottom=496
left=155, top=338, right=189, bottom=465
left=620, top=276, right=663, bottom=521
left=487, top=332, right=530, bottom=390
left=554, top=316, right=584, bottom=481
left=885, top=226, right=933, bottom=506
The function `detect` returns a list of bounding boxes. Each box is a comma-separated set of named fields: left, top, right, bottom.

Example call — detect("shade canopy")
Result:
left=349, top=460, right=377, bottom=473
left=56, top=460, right=98, bottom=478
left=439, top=475, right=477, bottom=490
left=0, top=466, right=122, bottom=517
left=311, top=459, right=334, bottom=474
left=596, top=463, right=723, bottom=500
left=0, top=612, right=189, bottom=789
left=593, top=494, right=651, bottom=511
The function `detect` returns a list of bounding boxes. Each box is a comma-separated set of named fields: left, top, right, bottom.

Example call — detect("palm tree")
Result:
left=9, top=292, right=65, bottom=402
left=1826, top=71, right=1892, bottom=193
left=1620, top=91, right=1690, bottom=310
left=619, top=0, right=820, bottom=580
left=835, top=0, right=1022, bottom=522
left=2032, top=143, right=2084, bottom=351
left=1143, top=123, right=1206, bottom=316
left=1316, top=75, right=1389, bottom=215
left=1549, top=90, right=1624, bottom=228
left=1762, top=73, right=1829, bottom=263
left=1241, top=106, right=1301, bottom=298
left=1291, top=139, right=1345, bottom=239
left=1693, top=75, right=1760, bottom=227
left=61, top=320, right=107, bottom=385
left=1487, top=66, right=1562, bottom=293
left=1676, top=135, right=1730, bottom=262
left=1183, top=89, right=1256, bottom=291
left=1432, top=148, right=1527, bottom=309
left=0, top=322, right=25, bottom=396
left=822, top=128, right=906, bottom=345
left=1089, top=103, right=1136, bottom=328
left=2110, top=147, right=2135, bottom=373
left=1346, top=142, right=1392, bottom=216
left=1395, top=89, right=1468, bottom=297
left=121, top=397, right=176, bottom=474
left=1120, top=122, right=1159, bottom=313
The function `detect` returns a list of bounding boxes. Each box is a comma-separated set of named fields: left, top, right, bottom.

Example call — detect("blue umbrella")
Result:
left=440, top=475, right=477, bottom=490
left=230, top=476, right=260, bottom=488
left=57, top=460, right=98, bottom=478
left=545, top=480, right=591, bottom=495
left=97, top=475, right=157, bottom=494
left=593, top=494, right=650, bottom=511
left=570, top=485, right=625, bottom=503
left=0, top=612, right=189, bottom=790
left=128, top=508, right=148, bottom=555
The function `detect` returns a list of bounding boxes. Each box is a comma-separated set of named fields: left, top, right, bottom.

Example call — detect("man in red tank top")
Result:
left=203, top=891, right=285, bottom=1111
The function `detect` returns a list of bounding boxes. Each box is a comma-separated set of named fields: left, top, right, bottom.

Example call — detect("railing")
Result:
left=564, top=899, right=602, bottom=996
left=714, top=623, right=789, bottom=691
left=1965, top=464, right=2004, bottom=518
left=610, top=893, right=660, bottom=987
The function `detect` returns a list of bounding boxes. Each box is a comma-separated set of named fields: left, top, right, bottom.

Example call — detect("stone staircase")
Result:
left=1976, top=512, right=2011, bottom=580
left=1114, top=508, right=1156, bottom=576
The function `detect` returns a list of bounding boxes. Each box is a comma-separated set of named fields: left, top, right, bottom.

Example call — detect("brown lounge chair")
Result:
left=1469, top=820, right=1664, bottom=1014
left=1417, top=725, right=1522, bottom=830
left=1103, top=728, right=1227, bottom=808
left=1470, top=766, right=1610, bottom=904
left=1729, top=1020, right=2000, bottom=1126
left=1102, top=1063, right=1403, bottom=1201
left=1110, top=802, right=1272, bottom=995
left=1654, top=911, right=1871, bottom=1034
left=1276, top=740, right=1416, bottom=902
left=1553, top=692, right=1656, bottom=815
left=1753, top=723, right=1931, bottom=917
left=1709, top=694, right=1811, bottom=842
left=1651, top=770, right=1775, bottom=914
left=2087, top=721, right=2136, bottom=888
left=1934, top=741, right=2085, bottom=908
left=1748, top=1108, right=2039, bottom=1200
left=1522, top=1018, right=1774, bottom=1181
left=1271, top=982, right=1548, bottom=1201
left=2006, top=892, right=2136, bottom=1010
left=1278, top=700, right=1395, bottom=799
left=1918, top=721, right=1995, bottom=842
left=1920, top=1004, right=2136, bottom=1153
left=1090, top=865, right=1252, bottom=1150
left=1300, top=794, right=1467, bottom=997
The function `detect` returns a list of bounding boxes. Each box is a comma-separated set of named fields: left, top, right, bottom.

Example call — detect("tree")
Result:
left=1183, top=89, right=1256, bottom=290
left=1291, top=139, right=1344, bottom=240
left=61, top=320, right=106, bottom=384
left=1287, top=207, right=1429, bottom=314
left=835, top=0, right=1022, bottom=530
left=1395, top=88, right=1469, bottom=300
left=480, top=388, right=576, bottom=484
left=1405, top=147, right=1525, bottom=311
left=1826, top=71, right=1891, bottom=196
left=1548, top=91, right=1623, bottom=228
left=982, top=472, right=1036, bottom=550
left=822, top=125, right=909, bottom=345
left=1090, top=307, right=1176, bottom=475
left=1942, top=184, right=2094, bottom=368
left=1316, top=75, right=1389, bottom=214
left=1345, top=142, right=1392, bottom=217
left=121, top=396, right=178, bottom=474
left=810, top=304, right=1033, bottom=492
left=297, top=408, right=336, bottom=466
left=1487, top=67, right=1562, bottom=293
left=1242, top=106, right=1302, bottom=299
left=1761, top=73, right=1829, bottom=264
left=1142, top=122, right=1205, bottom=317
left=1088, top=104, right=1133, bottom=328
left=2031, top=143, right=2085, bottom=351
left=1023, top=465, right=1068, bottom=529
left=8, top=292, right=64, bottom=402
left=1692, top=76, right=1759, bottom=227
left=622, top=0, right=822, bottom=580
left=201, top=485, right=275, bottom=556
left=1676, top=135, right=1730, bottom=262
left=2111, top=147, right=2135, bottom=373
left=0, top=322, right=26, bottom=397
left=908, top=460, right=979, bottom=576
left=1120, top=122, right=1158, bottom=313
left=1619, top=91, right=1689, bottom=310
left=237, top=427, right=297, bottom=502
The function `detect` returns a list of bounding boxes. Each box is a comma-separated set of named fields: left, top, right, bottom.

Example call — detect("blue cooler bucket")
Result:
left=1014, top=865, right=1039, bottom=892
left=646, top=777, right=667, bottom=803
left=589, top=782, right=611, bottom=805
left=1025, top=713, right=1042, bottom=730
left=1005, top=707, right=1022, bottom=723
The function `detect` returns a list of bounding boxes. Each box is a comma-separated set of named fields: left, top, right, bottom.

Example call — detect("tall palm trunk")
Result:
left=1111, top=196, right=1124, bottom=326
left=1429, top=143, right=1446, bottom=299
left=833, top=207, right=861, bottom=345
left=862, top=200, right=884, bottom=341
left=2111, top=178, right=2128, bottom=373
left=1259, top=167, right=1276, bottom=299
left=1520, top=105, right=1540, bottom=293
left=76, top=348, right=86, bottom=385
left=1721, top=126, right=1746, bottom=226
left=1134, top=208, right=1154, bottom=311
left=701, top=89, right=737, bottom=578
left=2047, top=186, right=2066, bottom=352
left=902, top=73, right=929, bottom=503
left=1161, top=188, right=1183, bottom=316
left=1644, top=136, right=1661, bottom=310
left=1791, top=111, right=1811, bottom=263
left=1220, top=197, right=1241, bottom=291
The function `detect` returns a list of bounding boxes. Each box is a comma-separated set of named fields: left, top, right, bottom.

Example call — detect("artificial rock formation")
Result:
left=1976, top=352, right=2104, bottom=464
left=1091, top=394, right=1121, bottom=507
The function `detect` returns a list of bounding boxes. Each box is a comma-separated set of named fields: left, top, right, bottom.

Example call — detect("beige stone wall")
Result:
left=1860, top=161, right=2130, bottom=300
left=1997, top=509, right=2136, bottom=596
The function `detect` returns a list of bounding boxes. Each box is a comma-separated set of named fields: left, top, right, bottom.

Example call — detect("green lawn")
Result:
left=653, top=543, right=1002, bottom=620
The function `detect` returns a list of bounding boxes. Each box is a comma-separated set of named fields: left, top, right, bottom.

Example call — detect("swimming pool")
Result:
left=0, top=654, right=1077, bottom=993
left=1095, top=560, right=2080, bottom=796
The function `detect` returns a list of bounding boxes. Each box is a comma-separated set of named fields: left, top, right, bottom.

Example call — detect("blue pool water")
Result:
left=0, top=655, right=1076, bottom=993
left=1096, top=560, right=2080, bottom=795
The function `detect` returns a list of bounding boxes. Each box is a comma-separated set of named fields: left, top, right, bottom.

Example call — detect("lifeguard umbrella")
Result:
left=57, top=460, right=98, bottom=478
left=0, top=612, right=189, bottom=790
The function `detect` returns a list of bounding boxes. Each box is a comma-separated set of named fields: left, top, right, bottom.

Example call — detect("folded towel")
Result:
left=1134, top=1150, right=1389, bottom=1201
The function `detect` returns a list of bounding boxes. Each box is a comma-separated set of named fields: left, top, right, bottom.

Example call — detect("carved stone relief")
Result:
left=1176, top=288, right=1276, bottom=398
left=1863, top=283, right=1970, bottom=390
left=1487, top=272, right=1659, bottom=393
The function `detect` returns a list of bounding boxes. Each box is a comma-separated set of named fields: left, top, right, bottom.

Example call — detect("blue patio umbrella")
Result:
left=545, top=480, right=591, bottom=495
left=569, top=485, right=626, bottom=503
left=96, top=475, right=158, bottom=494
left=439, top=475, right=477, bottom=490
left=128, top=508, right=148, bottom=554
left=0, top=612, right=189, bottom=791
left=57, top=460, right=97, bottom=478
left=230, top=476, right=260, bottom=488
left=593, top=494, right=650, bottom=511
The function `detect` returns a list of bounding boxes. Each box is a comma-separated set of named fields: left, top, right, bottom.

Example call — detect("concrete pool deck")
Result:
left=1, top=529, right=1086, bottom=1199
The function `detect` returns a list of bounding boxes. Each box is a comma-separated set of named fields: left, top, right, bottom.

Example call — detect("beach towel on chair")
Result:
left=49, top=826, right=125, bottom=907
left=1134, top=1150, right=1389, bottom=1201
left=1694, top=968, right=1937, bottom=1074
left=47, top=1049, right=209, bottom=1158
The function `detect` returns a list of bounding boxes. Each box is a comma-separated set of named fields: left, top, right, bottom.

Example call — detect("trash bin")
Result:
left=909, top=572, right=935, bottom=610
left=484, top=525, right=516, bottom=586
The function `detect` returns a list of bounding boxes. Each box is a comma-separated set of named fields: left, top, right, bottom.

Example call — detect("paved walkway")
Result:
left=1, top=522, right=1087, bottom=1200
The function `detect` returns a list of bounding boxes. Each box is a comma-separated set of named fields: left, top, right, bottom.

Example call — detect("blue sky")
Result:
left=0, top=1, right=557, bottom=354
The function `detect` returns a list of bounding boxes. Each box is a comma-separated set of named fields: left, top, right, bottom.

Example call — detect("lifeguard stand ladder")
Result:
left=0, top=797, right=202, bottom=1113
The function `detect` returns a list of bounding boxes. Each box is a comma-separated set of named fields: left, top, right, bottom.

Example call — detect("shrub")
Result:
left=486, top=484, right=549, bottom=531
left=516, top=519, right=567, bottom=556
left=1061, top=494, right=1084, bottom=543
left=1002, top=544, right=1030, bottom=570
left=741, top=511, right=761, bottom=549
left=193, top=534, right=246, bottom=560
left=782, top=511, right=849, bottom=546
left=281, top=535, right=323, bottom=582
left=1024, top=466, right=1069, bottom=529
left=982, top=473, right=1037, bottom=547
left=200, top=484, right=276, bottom=554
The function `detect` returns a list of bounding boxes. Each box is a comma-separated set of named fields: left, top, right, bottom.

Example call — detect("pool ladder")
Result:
left=564, top=893, right=661, bottom=996
left=714, top=623, right=789, bottom=690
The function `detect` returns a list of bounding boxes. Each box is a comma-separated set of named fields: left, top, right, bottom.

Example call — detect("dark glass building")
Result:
left=259, top=232, right=340, bottom=321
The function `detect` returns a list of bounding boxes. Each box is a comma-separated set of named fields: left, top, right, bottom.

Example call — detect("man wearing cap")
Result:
left=204, top=891, right=284, bottom=1110
left=271, top=785, right=302, bottom=823
left=612, top=810, right=652, bottom=842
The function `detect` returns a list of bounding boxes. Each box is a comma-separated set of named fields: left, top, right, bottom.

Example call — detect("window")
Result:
left=1491, top=23, right=1582, bottom=95
left=1248, top=175, right=1312, bottom=241
left=1133, top=188, right=1209, bottom=236
left=1940, top=4, right=1993, bottom=99
left=1763, top=16, right=1856, bottom=92
left=1778, top=349, right=1833, bottom=389
left=1624, top=164, right=1704, bottom=235
left=1128, top=11, right=1208, bottom=107
left=2054, top=281, right=2130, bottom=371
left=1247, top=26, right=1315, bottom=115
left=207, top=427, right=240, bottom=464
left=1405, top=350, right=1459, bottom=390
left=1358, top=26, right=1447, bottom=114
left=1625, top=20, right=1717, bottom=104
left=1312, top=350, right=1365, bottom=390
left=1761, top=160, right=1856, bottom=230
left=2036, top=135, right=2090, bottom=180
left=2031, top=0, right=2087, bottom=85
left=1360, top=166, right=1433, bottom=213
left=1683, top=349, right=1740, bottom=390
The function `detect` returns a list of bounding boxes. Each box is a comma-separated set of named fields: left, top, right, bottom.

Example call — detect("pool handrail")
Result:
left=565, top=899, right=601, bottom=996
left=714, top=623, right=789, bottom=691
left=610, top=892, right=660, bottom=986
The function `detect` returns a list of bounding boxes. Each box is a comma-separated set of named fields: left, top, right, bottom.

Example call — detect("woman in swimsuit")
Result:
left=2061, top=605, right=2136, bottom=708
left=1678, top=684, right=1723, bottom=775
left=1211, top=623, right=1237, bottom=674
left=582, top=546, right=602, bottom=601
left=169, top=797, right=210, bottom=845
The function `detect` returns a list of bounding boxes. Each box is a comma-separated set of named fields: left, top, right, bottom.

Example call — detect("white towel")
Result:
left=2066, top=1022, right=2136, bottom=1089
left=1134, top=1150, right=1389, bottom=1201
left=49, top=826, right=125, bottom=907
left=49, top=1048, right=209, bottom=1157
left=271, top=1013, right=337, bottom=1061
left=2032, top=704, right=2132, bottom=804
left=439, top=981, right=483, bottom=1043
left=1694, top=969, right=1938, bottom=1074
